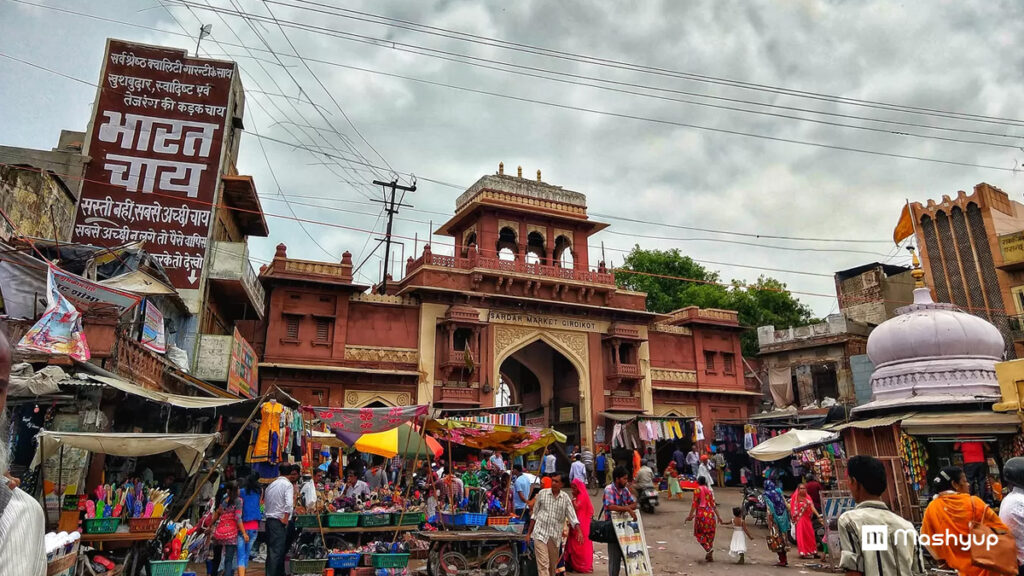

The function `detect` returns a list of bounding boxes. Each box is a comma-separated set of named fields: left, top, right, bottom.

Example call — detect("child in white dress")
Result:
left=729, top=506, right=753, bottom=564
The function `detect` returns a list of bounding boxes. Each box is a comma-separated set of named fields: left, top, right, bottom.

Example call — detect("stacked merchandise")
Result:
left=44, top=531, right=80, bottom=576
left=899, top=431, right=928, bottom=492
left=1001, top=431, right=1024, bottom=461
left=448, top=413, right=521, bottom=426
left=247, top=399, right=307, bottom=476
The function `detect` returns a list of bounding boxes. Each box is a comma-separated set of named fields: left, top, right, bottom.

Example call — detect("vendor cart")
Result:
left=418, top=528, right=526, bottom=576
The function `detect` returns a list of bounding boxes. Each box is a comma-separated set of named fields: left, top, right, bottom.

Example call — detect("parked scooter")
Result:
left=743, top=485, right=767, bottom=525
left=638, top=486, right=659, bottom=514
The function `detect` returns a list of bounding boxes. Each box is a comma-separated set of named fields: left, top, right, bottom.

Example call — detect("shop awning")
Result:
left=749, top=406, right=800, bottom=421
left=827, top=413, right=914, bottom=431
left=426, top=419, right=567, bottom=456
left=31, top=430, right=217, bottom=475
left=748, top=429, right=839, bottom=462
left=79, top=374, right=249, bottom=409
left=900, top=412, right=1022, bottom=435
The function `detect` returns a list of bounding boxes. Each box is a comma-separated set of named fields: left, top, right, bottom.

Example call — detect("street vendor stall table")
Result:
left=416, top=528, right=527, bottom=576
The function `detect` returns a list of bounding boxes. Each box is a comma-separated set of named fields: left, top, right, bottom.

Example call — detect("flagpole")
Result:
left=905, top=199, right=920, bottom=250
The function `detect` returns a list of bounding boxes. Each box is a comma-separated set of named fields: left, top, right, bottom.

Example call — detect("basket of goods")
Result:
left=148, top=560, right=189, bottom=576
left=442, top=512, right=487, bottom=527
left=288, top=558, right=327, bottom=575
left=328, top=552, right=361, bottom=569
left=486, top=515, right=513, bottom=526
left=323, top=512, right=360, bottom=527
left=292, top=514, right=322, bottom=528
left=391, top=511, right=425, bottom=526
left=82, top=517, right=121, bottom=534
left=359, top=512, right=392, bottom=527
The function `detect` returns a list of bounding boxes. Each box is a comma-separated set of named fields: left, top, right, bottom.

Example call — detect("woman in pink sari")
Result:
left=789, top=483, right=821, bottom=559
left=567, top=478, right=594, bottom=573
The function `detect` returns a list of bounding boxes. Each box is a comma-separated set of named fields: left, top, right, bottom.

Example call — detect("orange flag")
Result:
left=893, top=203, right=914, bottom=245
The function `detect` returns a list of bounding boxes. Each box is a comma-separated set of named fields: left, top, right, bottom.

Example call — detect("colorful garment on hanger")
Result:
left=695, top=420, right=705, bottom=442
left=249, top=401, right=284, bottom=463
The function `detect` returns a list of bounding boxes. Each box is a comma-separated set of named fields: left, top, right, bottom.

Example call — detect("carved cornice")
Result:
left=349, top=293, right=417, bottom=306
left=345, top=389, right=412, bottom=407
left=650, top=324, right=693, bottom=336
left=345, top=345, right=418, bottom=364
left=650, top=368, right=698, bottom=383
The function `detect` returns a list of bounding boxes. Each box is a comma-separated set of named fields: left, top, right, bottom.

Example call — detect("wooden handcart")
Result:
left=416, top=528, right=526, bottom=576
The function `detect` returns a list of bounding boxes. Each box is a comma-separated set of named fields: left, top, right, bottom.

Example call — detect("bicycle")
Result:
left=588, top=469, right=602, bottom=496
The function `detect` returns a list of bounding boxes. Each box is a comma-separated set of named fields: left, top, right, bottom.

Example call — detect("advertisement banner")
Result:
left=18, top=267, right=91, bottom=361
left=51, top=264, right=141, bottom=314
left=227, top=328, right=257, bottom=398
left=140, top=298, right=166, bottom=354
left=71, top=39, right=236, bottom=289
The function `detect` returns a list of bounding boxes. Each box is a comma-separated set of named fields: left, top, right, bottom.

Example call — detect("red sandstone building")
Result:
left=255, top=167, right=761, bottom=451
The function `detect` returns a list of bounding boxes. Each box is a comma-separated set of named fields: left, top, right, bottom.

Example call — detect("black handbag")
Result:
left=589, top=506, right=617, bottom=544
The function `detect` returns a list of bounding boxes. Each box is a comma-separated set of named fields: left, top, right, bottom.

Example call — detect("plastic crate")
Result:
left=322, top=512, right=359, bottom=528
left=82, top=517, right=121, bottom=534
left=443, top=512, right=487, bottom=527
left=288, top=558, right=327, bottom=575
left=391, top=511, right=425, bottom=526
left=487, top=515, right=512, bottom=526
left=148, top=560, right=188, bottom=576
left=371, top=553, right=410, bottom=569
left=359, top=513, right=391, bottom=527
left=292, top=514, right=321, bottom=528
left=129, top=516, right=164, bottom=533
left=328, top=553, right=361, bottom=569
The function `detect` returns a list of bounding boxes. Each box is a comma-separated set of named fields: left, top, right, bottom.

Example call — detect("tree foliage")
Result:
left=615, top=246, right=815, bottom=356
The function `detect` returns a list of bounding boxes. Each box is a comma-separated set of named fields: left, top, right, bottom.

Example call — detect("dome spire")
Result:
left=908, top=245, right=925, bottom=288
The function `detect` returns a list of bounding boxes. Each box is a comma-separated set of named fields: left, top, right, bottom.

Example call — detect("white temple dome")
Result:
left=867, top=288, right=1005, bottom=365
left=856, top=286, right=1005, bottom=413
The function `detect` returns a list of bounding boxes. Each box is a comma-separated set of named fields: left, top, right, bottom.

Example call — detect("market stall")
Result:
left=30, top=431, right=220, bottom=576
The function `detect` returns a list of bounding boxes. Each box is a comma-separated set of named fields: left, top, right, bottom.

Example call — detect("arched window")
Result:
left=554, top=235, right=573, bottom=268
left=496, top=227, right=518, bottom=260
left=526, top=231, right=545, bottom=264
left=462, top=231, right=478, bottom=256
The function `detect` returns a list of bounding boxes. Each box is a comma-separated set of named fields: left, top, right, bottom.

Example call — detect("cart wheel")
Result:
left=436, top=549, right=471, bottom=575
left=487, top=549, right=520, bottom=576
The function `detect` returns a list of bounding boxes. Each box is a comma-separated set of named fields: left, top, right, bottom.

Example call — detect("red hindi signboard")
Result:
left=72, top=39, right=237, bottom=289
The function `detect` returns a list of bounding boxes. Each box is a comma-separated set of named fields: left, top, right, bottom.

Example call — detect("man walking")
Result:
left=543, top=447, right=557, bottom=477
left=570, top=453, right=587, bottom=485
left=596, top=447, right=608, bottom=485
left=686, top=446, right=700, bottom=477
left=264, top=463, right=299, bottom=576
left=955, top=440, right=989, bottom=501
left=838, top=455, right=925, bottom=576
left=998, top=457, right=1024, bottom=572
left=603, top=467, right=637, bottom=576
left=512, top=464, right=537, bottom=524
left=672, top=444, right=686, bottom=475
left=527, top=472, right=582, bottom=576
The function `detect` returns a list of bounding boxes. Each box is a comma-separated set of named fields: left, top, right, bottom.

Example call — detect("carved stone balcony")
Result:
left=606, top=394, right=642, bottom=411
left=606, top=362, right=644, bottom=380
left=406, top=250, right=614, bottom=286
left=434, top=385, right=481, bottom=404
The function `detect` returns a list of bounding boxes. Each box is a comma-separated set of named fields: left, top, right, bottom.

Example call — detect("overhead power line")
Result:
left=272, top=0, right=1024, bottom=128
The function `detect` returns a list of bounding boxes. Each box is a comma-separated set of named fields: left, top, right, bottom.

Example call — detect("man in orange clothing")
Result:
left=955, top=440, right=990, bottom=502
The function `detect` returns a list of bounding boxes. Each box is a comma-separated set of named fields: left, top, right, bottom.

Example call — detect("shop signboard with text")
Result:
left=228, top=328, right=258, bottom=398
left=72, top=39, right=236, bottom=289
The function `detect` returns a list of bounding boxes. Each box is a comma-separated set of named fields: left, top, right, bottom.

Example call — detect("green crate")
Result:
left=359, top=513, right=391, bottom=527
left=322, top=512, right=360, bottom=528
left=371, top=553, right=410, bottom=569
left=149, top=560, right=188, bottom=576
left=83, top=517, right=121, bottom=534
left=292, top=514, right=321, bottom=528
left=289, top=558, right=327, bottom=575
left=391, top=511, right=425, bottom=526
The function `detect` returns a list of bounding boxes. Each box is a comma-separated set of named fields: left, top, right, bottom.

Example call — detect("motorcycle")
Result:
left=742, top=486, right=767, bottom=525
left=638, top=486, right=659, bottom=514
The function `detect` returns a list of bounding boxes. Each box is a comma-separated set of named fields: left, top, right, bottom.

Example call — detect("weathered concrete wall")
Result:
left=0, top=164, right=76, bottom=241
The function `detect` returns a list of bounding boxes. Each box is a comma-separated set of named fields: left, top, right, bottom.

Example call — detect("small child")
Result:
left=728, top=506, right=753, bottom=564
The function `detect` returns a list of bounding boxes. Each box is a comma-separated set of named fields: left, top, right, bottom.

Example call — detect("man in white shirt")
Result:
left=569, top=454, right=587, bottom=485
left=264, top=463, right=300, bottom=576
left=527, top=472, right=582, bottom=576
left=488, top=451, right=506, bottom=472
left=342, top=469, right=372, bottom=500
left=686, top=448, right=700, bottom=477
left=0, top=329, right=46, bottom=576
left=999, top=456, right=1024, bottom=572
left=543, top=448, right=557, bottom=477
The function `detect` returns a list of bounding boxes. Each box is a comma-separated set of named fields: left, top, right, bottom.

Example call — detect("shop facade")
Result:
left=255, top=168, right=762, bottom=452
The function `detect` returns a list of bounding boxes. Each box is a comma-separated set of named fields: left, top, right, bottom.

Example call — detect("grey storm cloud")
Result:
left=1, top=0, right=1022, bottom=315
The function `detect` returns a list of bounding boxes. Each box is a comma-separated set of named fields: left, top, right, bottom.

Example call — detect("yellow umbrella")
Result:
left=353, top=424, right=444, bottom=459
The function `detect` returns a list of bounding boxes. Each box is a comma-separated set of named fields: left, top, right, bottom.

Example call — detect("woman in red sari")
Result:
left=789, top=483, right=821, bottom=559
left=566, top=478, right=594, bottom=573
left=685, top=476, right=725, bottom=562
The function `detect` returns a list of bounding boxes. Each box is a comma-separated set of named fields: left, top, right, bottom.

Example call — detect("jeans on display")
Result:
left=265, top=518, right=287, bottom=576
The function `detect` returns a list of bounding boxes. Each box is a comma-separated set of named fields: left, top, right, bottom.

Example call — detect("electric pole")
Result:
left=372, top=178, right=416, bottom=294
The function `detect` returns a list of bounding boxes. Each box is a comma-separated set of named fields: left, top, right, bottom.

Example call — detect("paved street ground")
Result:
left=190, top=487, right=835, bottom=575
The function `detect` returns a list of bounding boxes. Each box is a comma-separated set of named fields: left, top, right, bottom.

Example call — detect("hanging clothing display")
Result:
left=695, top=421, right=705, bottom=442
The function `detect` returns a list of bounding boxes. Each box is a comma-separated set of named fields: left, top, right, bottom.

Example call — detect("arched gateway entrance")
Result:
left=494, top=334, right=587, bottom=457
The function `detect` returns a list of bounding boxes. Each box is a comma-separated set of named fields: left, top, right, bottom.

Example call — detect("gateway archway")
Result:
left=497, top=340, right=582, bottom=455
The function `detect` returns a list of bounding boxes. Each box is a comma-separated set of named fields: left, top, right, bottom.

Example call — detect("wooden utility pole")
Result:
left=372, top=178, right=416, bottom=294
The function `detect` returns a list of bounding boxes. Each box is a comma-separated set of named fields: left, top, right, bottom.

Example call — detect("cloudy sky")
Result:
left=2, top=0, right=1022, bottom=317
